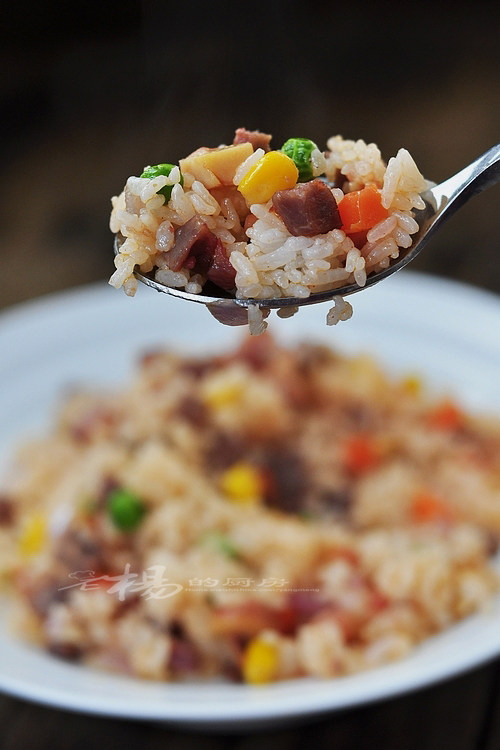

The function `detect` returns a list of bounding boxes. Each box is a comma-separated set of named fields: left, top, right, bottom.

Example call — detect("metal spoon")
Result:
left=114, top=144, right=500, bottom=326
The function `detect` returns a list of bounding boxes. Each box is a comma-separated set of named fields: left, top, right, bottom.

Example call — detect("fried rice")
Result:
left=1, top=334, right=499, bottom=683
left=109, top=129, right=427, bottom=331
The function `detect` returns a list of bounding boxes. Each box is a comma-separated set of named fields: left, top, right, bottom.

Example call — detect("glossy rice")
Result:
left=1, top=335, right=499, bottom=683
left=109, top=133, right=427, bottom=330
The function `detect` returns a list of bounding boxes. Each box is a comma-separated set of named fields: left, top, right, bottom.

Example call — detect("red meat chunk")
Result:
left=272, top=180, right=342, bottom=237
left=163, top=216, right=216, bottom=273
left=206, top=237, right=236, bottom=291
left=233, top=127, right=272, bottom=152
left=162, top=216, right=236, bottom=292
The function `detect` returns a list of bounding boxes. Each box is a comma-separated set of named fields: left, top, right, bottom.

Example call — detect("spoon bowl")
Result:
left=114, top=144, right=500, bottom=325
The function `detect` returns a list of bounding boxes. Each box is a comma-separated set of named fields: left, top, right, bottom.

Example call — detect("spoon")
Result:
left=114, top=144, right=500, bottom=326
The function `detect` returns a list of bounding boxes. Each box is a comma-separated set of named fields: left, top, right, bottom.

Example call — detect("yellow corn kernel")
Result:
left=238, top=151, right=298, bottom=205
left=220, top=463, right=264, bottom=504
left=401, top=374, right=423, bottom=396
left=19, top=514, right=46, bottom=557
left=202, top=381, right=244, bottom=410
left=242, top=638, right=279, bottom=684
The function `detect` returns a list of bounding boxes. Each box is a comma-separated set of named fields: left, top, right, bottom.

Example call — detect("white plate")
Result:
left=1, top=272, right=500, bottom=729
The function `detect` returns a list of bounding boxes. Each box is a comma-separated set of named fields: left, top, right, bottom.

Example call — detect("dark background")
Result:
left=1, top=0, right=499, bottom=312
left=1, top=1, right=500, bottom=747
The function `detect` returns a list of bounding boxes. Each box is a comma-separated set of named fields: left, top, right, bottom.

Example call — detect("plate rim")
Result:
left=1, top=270, right=500, bottom=727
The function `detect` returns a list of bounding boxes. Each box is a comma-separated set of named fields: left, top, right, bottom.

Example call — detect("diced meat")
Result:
left=259, top=447, right=309, bottom=514
left=342, top=402, right=379, bottom=432
left=486, top=533, right=500, bottom=557
left=207, top=302, right=261, bottom=327
left=287, top=591, right=327, bottom=625
left=175, top=395, right=208, bottom=427
left=169, top=639, right=200, bottom=674
left=48, top=641, right=83, bottom=661
left=314, top=487, right=353, bottom=517
left=162, top=216, right=235, bottom=292
left=210, top=185, right=249, bottom=222
left=167, top=620, right=185, bottom=638
left=19, top=574, right=68, bottom=617
left=162, top=216, right=217, bottom=273
left=55, top=527, right=105, bottom=573
left=206, top=239, right=236, bottom=292
left=272, top=179, right=342, bottom=237
left=0, top=495, right=15, bottom=526
left=205, top=430, right=247, bottom=470
left=233, top=127, right=272, bottom=152
left=222, top=652, right=244, bottom=682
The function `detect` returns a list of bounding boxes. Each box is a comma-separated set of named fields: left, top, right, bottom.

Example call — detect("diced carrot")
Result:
left=341, top=434, right=380, bottom=476
left=338, top=184, right=388, bottom=234
left=410, top=491, right=455, bottom=523
left=427, top=400, right=464, bottom=431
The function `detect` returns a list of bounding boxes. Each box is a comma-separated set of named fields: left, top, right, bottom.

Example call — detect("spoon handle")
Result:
left=429, top=144, right=500, bottom=212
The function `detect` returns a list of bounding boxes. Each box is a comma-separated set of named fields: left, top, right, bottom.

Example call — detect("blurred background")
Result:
left=1, top=0, right=499, bottom=311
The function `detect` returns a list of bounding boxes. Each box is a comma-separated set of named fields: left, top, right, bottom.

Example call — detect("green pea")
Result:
left=140, top=163, right=184, bottom=201
left=201, top=530, right=240, bottom=559
left=281, top=138, right=319, bottom=182
left=107, top=488, right=145, bottom=531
